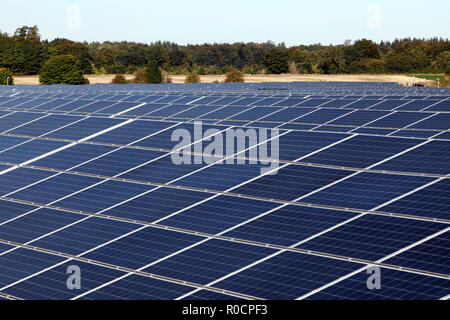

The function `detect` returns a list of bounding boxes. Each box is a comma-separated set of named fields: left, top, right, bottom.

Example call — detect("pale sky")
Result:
left=1, top=0, right=449, bottom=46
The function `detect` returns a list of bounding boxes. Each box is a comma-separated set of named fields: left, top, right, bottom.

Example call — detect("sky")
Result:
left=1, top=0, right=449, bottom=46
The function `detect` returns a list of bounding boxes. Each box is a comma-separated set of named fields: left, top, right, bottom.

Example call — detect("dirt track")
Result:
left=13, top=74, right=428, bottom=86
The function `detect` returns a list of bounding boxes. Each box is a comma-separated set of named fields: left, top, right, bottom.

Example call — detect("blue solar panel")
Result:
left=375, top=140, right=450, bottom=174
left=144, top=239, right=275, bottom=285
left=233, top=164, right=352, bottom=201
left=306, top=268, right=450, bottom=300
left=2, top=261, right=125, bottom=300
left=0, top=82, right=448, bottom=301
left=0, top=112, right=45, bottom=132
left=382, top=179, right=450, bottom=220
left=85, top=227, right=204, bottom=269
left=161, top=195, right=280, bottom=234
left=80, top=274, right=193, bottom=300
left=386, top=231, right=450, bottom=275
left=303, top=172, right=433, bottom=210
left=303, top=135, right=420, bottom=168
left=103, top=187, right=212, bottom=222
left=0, top=248, right=66, bottom=288
left=297, top=214, right=444, bottom=260
left=215, top=251, right=359, bottom=299
left=224, top=205, right=359, bottom=246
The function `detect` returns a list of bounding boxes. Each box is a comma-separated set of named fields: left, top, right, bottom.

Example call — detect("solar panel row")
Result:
left=0, top=82, right=448, bottom=300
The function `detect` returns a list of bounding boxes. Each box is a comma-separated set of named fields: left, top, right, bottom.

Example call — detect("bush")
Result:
left=125, top=65, right=139, bottom=74
left=185, top=72, right=200, bottom=83
left=263, top=48, right=289, bottom=74
left=133, top=68, right=148, bottom=83
left=432, top=51, right=450, bottom=71
left=243, top=64, right=263, bottom=75
left=224, top=69, right=245, bottom=82
left=0, top=68, right=14, bottom=85
left=145, top=60, right=162, bottom=84
left=39, top=55, right=89, bottom=85
left=349, top=59, right=386, bottom=74
left=318, top=47, right=346, bottom=74
left=111, top=74, right=127, bottom=84
left=385, top=53, right=413, bottom=73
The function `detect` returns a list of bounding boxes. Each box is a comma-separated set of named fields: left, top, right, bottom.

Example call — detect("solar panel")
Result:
left=0, top=82, right=448, bottom=301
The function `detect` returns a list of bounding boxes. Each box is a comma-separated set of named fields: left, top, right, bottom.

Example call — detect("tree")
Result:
left=318, top=47, right=346, bottom=74
left=145, top=60, right=162, bottom=84
left=432, top=51, right=450, bottom=71
left=39, top=55, right=89, bottom=85
left=147, top=45, right=169, bottom=67
left=0, top=68, right=13, bottom=85
left=185, top=71, right=200, bottom=83
left=291, top=49, right=314, bottom=74
left=263, top=48, right=289, bottom=74
left=111, top=74, right=127, bottom=84
left=224, top=69, right=244, bottom=82
left=353, top=39, right=381, bottom=59
left=133, top=68, right=148, bottom=83
left=385, top=52, right=413, bottom=73
left=49, top=39, right=93, bottom=74
left=349, top=59, right=386, bottom=74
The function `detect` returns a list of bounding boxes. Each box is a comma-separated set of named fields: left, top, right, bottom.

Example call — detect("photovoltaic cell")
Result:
left=303, top=172, right=432, bottom=210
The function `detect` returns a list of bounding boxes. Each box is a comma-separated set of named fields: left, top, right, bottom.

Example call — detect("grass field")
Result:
left=411, top=74, right=445, bottom=81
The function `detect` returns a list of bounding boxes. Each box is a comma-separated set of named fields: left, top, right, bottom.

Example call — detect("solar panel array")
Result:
left=0, top=82, right=448, bottom=300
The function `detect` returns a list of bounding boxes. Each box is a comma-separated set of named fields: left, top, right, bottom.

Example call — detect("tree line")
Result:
left=1, top=26, right=449, bottom=76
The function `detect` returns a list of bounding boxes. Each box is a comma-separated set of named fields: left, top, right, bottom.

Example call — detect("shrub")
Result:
left=133, top=68, right=148, bottom=83
left=263, top=48, right=289, bottom=74
left=39, top=55, right=89, bottom=85
left=224, top=69, right=244, bottom=82
left=243, top=64, right=263, bottom=75
left=145, top=60, right=162, bottom=84
left=126, top=65, right=139, bottom=74
left=111, top=74, right=127, bottom=84
left=432, top=51, right=450, bottom=71
left=349, top=59, right=386, bottom=74
left=385, top=53, right=413, bottom=73
left=185, top=72, right=200, bottom=83
left=0, top=68, right=14, bottom=85
left=318, top=47, right=346, bottom=74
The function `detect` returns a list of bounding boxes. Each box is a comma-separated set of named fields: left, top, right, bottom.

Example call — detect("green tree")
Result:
left=349, top=59, right=386, bottom=74
left=432, top=51, right=450, bottom=71
left=263, top=48, right=289, bottom=74
left=39, top=55, right=89, bottom=85
left=385, top=52, right=413, bottom=73
left=318, top=47, right=346, bottom=74
left=0, top=68, right=13, bottom=85
left=353, top=39, right=381, bottom=59
left=185, top=71, right=200, bottom=83
left=49, top=39, right=93, bottom=74
left=147, top=45, right=169, bottom=67
left=145, top=60, right=162, bottom=84
left=291, top=49, right=314, bottom=73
